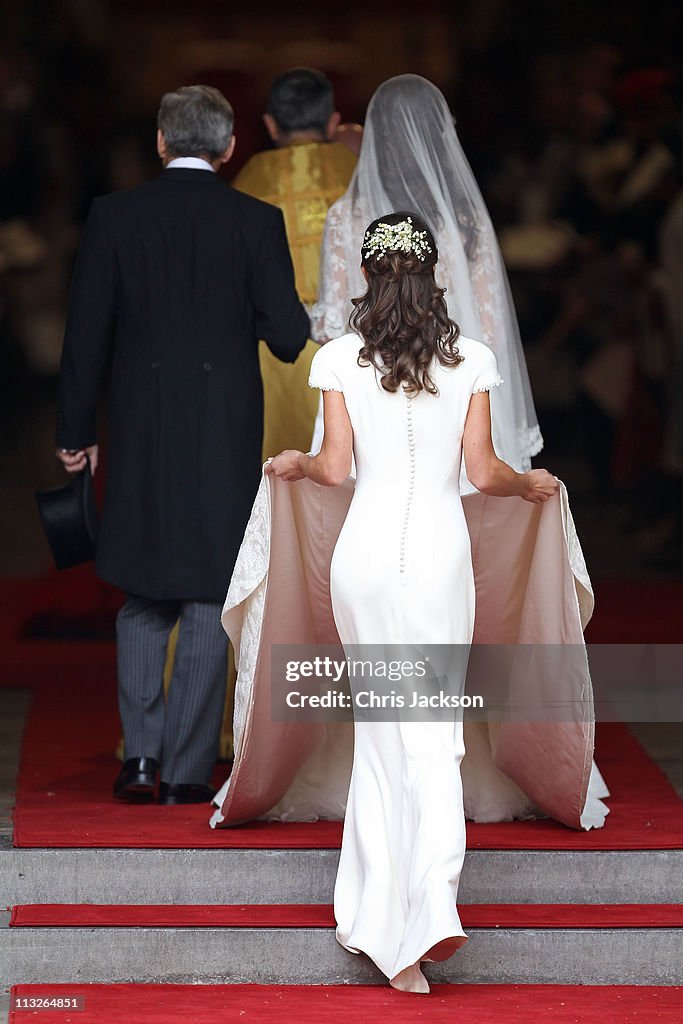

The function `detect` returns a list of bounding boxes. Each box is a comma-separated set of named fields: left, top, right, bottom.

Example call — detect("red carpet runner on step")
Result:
left=9, top=984, right=683, bottom=1024
left=9, top=903, right=683, bottom=928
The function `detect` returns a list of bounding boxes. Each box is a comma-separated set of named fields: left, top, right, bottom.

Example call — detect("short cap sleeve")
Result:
left=308, top=341, right=343, bottom=393
left=471, top=344, right=504, bottom=394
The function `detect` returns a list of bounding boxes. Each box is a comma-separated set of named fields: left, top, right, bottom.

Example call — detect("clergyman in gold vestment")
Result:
left=233, top=68, right=357, bottom=456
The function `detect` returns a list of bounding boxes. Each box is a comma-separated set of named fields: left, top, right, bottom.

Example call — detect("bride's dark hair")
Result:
left=350, top=211, right=462, bottom=395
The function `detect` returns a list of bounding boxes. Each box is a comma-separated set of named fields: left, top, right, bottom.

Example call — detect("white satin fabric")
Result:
left=210, top=473, right=609, bottom=832
left=211, top=335, right=608, bottom=982
left=313, top=334, right=501, bottom=976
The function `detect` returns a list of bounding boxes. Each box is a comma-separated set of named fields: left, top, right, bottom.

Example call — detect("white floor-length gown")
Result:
left=301, top=78, right=609, bottom=832
left=307, top=331, right=502, bottom=980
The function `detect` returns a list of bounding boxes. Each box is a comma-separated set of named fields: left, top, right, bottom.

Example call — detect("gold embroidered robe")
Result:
left=233, top=141, right=357, bottom=456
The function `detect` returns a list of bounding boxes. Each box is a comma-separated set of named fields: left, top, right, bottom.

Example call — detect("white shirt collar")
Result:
left=166, top=157, right=216, bottom=173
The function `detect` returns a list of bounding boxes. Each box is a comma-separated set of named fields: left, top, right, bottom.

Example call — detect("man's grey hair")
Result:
left=157, top=85, right=234, bottom=159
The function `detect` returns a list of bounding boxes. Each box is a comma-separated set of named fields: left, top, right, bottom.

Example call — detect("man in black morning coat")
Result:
left=56, top=86, right=309, bottom=804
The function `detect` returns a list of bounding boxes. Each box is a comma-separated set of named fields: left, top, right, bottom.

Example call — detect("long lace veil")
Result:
left=311, top=74, right=543, bottom=470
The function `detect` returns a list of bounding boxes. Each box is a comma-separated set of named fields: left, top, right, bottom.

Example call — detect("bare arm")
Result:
left=266, top=390, right=353, bottom=486
left=464, top=392, right=557, bottom=502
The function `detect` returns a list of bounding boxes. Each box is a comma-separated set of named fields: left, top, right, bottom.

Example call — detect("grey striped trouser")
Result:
left=116, top=596, right=228, bottom=785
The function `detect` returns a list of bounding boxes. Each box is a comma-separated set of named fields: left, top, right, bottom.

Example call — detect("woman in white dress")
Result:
left=306, top=74, right=610, bottom=827
left=267, top=213, right=559, bottom=994
left=310, top=74, right=543, bottom=475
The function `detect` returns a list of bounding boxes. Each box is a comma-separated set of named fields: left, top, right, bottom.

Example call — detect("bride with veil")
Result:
left=210, top=76, right=609, bottom=851
left=311, top=73, right=543, bottom=476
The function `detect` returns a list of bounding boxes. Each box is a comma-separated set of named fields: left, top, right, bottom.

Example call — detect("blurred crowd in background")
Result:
left=1, top=0, right=682, bottom=574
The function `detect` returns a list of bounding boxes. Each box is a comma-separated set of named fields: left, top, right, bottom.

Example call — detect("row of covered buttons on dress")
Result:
left=400, top=392, right=416, bottom=577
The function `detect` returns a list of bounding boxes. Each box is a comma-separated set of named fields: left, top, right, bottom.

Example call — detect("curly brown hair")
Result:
left=350, top=212, right=463, bottom=395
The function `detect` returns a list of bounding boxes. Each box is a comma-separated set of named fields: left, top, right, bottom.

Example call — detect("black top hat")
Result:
left=36, top=462, right=99, bottom=570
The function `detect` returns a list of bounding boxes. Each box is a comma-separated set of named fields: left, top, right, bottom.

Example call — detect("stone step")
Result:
left=1, top=845, right=681, bottom=906
left=1, top=917, right=680, bottom=986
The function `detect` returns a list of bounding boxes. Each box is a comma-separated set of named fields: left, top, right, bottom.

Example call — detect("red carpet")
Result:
left=9, top=984, right=683, bottom=1024
left=11, top=670, right=683, bottom=847
left=4, top=576, right=683, bottom=850
left=9, top=903, right=683, bottom=929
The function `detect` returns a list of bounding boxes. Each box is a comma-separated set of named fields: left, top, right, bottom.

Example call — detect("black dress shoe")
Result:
left=158, top=782, right=216, bottom=805
left=113, top=757, right=159, bottom=802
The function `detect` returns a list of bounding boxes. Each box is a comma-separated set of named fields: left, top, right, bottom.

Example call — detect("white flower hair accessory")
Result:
left=362, top=216, right=433, bottom=263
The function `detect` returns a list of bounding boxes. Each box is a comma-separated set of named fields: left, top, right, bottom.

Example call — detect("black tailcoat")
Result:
left=57, top=168, right=309, bottom=600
